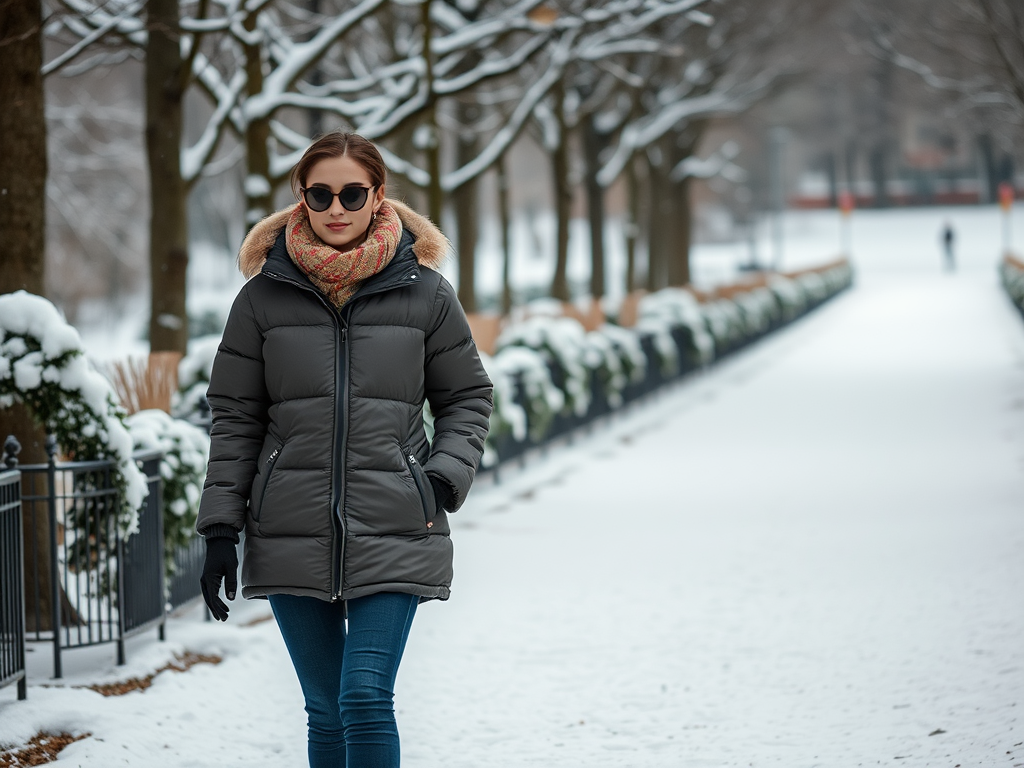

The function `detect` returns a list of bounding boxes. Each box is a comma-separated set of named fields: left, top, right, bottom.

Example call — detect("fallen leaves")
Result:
left=86, top=651, right=223, bottom=697
left=0, top=732, right=89, bottom=767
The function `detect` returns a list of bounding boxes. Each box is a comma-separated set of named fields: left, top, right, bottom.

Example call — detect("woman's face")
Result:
left=301, top=154, right=385, bottom=251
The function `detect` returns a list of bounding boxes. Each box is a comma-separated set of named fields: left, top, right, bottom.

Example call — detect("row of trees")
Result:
left=3, top=0, right=824, bottom=347
left=848, top=0, right=1023, bottom=206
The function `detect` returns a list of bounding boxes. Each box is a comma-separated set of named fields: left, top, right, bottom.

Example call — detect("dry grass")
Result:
left=0, top=733, right=90, bottom=767
left=466, top=313, right=505, bottom=355
left=108, top=352, right=182, bottom=414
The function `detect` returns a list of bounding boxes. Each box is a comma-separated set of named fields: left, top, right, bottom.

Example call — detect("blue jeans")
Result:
left=269, top=592, right=419, bottom=768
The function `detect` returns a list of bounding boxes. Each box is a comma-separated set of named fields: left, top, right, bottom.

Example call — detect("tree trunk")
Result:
left=0, top=0, right=47, bottom=298
left=668, top=174, right=692, bottom=287
left=667, top=126, right=702, bottom=288
left=824, top=150, right=838, bottom=208
left=977, top=133, right=998, bottom=203
left=243, top=9, right=272, bottom=228
left=646, top=146, right=671, bottom=293
left=550, top=81, right=572, bottom=302
left=498, top=155, right=513, bottom=315
left=421, top=1, right=443, bottom=226
left=146, top=0, right=189, bottom=354
left=0, top=0, right=56, bottom=629
left=582, top=117, right=606, bottom=300
left=453, top=106, right=479, bottom=313
left=869, top=144, right=889, bottom=208
left=624, top=156, right=640, bottom=295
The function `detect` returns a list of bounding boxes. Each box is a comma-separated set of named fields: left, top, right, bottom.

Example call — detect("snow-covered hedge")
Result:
left=172, top=334, right=221, bottom=421
left=125, top=409, right=210, bottom=578
left=733, top=287, right=779, bottom=337
left=588, top=324, right=646, bottom=407
left=767, top=276, right=806, bottom=321
left=702, top=298, right=746, bottom=351
left=1001, top=257, right=1024, bottom=312
left=635, top=288, right=714, bottom=370
left=485, top=345, right=564, bottom=443
left=496, top=316, right=592, bottom=417
left=476, top=352, right=527, bottom=466
left=0, top=291, right=148, bottom=534
left=475, top=260, right=852, bottom=461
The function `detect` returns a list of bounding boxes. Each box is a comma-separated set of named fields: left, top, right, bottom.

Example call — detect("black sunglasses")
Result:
left=302, top=185, right=375, bottom=213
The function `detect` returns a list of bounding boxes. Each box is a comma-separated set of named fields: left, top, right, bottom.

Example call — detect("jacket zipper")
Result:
left=403, top=447, right=434, bottom=526
left=254, top=444, right=283, bottom=521
left=334, top=322, right=349, bottom=600
left=263, top=269, right=348, bottom=601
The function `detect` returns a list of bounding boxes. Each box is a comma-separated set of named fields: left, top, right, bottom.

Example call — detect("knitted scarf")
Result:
left=285, top=200, right=403, bottom=309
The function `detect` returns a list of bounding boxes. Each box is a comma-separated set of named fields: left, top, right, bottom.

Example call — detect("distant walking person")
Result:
left=196, top=131, right=493, bottom=767
left=942, top=221, right=956, bottom=271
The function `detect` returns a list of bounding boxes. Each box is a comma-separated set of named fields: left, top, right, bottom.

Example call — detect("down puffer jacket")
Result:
left=195, top=200, right=492, bottom=602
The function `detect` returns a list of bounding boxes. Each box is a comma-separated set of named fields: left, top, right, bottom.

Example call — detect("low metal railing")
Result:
left=17, top=440, right=176, bottom=677
left=0, top=438, right=26, bottom=700
left=167, top=532, right=206, bottom=614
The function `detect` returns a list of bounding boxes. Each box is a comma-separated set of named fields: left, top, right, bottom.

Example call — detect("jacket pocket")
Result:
left=252, top=442, right=284, bottom=522
left=402, top=445, right=436, bottom=525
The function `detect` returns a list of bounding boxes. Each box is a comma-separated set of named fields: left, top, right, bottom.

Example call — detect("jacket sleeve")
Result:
left=422, top=276, right=493, bottom=511
left=196, top=285, right=270, bottom=536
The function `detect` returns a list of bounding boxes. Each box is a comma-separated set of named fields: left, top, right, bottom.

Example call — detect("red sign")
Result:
left=838, top=191, right=854, bottom=215
left=999, top=182, right=1014, bottom=212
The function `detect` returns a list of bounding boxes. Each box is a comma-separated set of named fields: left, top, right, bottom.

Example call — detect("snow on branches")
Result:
left=0, top=291, right=148, bottom=533
left=125, top=409, right=210, bottom=577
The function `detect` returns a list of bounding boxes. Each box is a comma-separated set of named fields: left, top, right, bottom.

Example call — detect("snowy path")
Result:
left=3, top=207, right=1024, bottom=767
left=397, top=265, right=1024, bottom=767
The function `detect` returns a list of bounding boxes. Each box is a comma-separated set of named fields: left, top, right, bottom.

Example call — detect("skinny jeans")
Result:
left=269, top=592, right=419, bottom=768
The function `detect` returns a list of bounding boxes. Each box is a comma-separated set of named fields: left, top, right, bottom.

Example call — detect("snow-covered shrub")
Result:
left=125, top=409, right=210, bottom=578
left=795, top=271, right=829, bottom=305
left=590, top=323, right=647, bottom=403
left=702, top=298, right=746, bottom=350
left=582, top=328, right=628, bottom=409
left=733, top=287, right=778, bottom=337
left=476, top=352, right=527, bottom=466
left=1002, top=259, right=1024, bottom=310
left=632, top=321, right=679, bottom=377
left=767, top=276, right=805, bottom=321
left=822, top=262, right=854, bottom=293
left=489, top=346, right=564, bottom=442
left=172, top=334, right=221, bottom=421
left=496, top=316, right=591, bottom=417
left=636, top=288, right=713, bottom=370
left=0, top=291, right=148, bottom=534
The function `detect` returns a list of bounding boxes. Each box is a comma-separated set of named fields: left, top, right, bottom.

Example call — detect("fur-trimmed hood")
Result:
left=238, top=198, right=451, bottom=280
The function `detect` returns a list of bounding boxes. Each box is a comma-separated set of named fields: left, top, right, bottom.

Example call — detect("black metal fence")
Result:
left=13, top=437, right=206, bottom=683
left=119, top=451, right=166, bottom=647
left=0, top=442, right=26, bottom=700
left=167, top=532, right=206, bottom=613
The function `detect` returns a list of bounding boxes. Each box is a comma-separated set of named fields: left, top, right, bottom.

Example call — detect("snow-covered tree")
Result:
left=44, top=0, right=237, bottom=355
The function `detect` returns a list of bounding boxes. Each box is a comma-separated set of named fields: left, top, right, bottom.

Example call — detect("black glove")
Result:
left=428, top=473, right=455, bottom=515
left=201, top=537, right=238, bottom=622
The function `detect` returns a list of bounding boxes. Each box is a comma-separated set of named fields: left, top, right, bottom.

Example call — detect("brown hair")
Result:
left=290, top=131, right=388, bottom=198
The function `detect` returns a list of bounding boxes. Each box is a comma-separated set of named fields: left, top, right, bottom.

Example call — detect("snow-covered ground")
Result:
left=3, top=204, right=1024, bottom=767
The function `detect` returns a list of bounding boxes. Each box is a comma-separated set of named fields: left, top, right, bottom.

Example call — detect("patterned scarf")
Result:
left=285, top=200, right=403, bottom=309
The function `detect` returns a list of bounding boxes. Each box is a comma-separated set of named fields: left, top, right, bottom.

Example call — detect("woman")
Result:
left=196, top=131, right=492, bottom=767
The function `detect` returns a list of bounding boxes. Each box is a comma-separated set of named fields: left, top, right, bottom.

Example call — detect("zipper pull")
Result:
left=408, top=453, right=417, bottom=464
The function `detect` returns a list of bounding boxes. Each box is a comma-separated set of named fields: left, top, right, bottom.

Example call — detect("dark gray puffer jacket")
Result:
left=195, top=200, right=492, bottom=602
